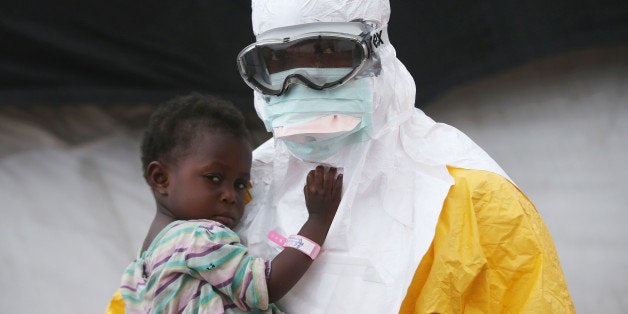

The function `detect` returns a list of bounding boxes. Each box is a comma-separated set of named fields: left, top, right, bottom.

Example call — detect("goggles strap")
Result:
left=366, top=26, right=389, bottom=55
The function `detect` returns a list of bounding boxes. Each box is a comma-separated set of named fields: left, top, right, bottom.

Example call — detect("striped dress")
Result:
left=119, top=220, right=282, bottom=313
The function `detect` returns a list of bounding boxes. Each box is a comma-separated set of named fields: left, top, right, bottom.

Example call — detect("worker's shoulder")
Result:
left=445, top=166, right=533, bottom=211
left=446, top=166, right=512, bottom=189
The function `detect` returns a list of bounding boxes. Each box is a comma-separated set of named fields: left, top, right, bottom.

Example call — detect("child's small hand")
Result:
left=303, top=166, right=343, bottom=226
left=267, top=166, right=343, bottom=301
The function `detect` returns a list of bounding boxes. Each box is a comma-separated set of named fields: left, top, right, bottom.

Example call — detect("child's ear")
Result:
left=146, top=161, right=169, bottom=195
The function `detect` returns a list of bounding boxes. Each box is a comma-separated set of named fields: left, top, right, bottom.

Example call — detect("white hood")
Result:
left=238, top=1, right=509, bottom=313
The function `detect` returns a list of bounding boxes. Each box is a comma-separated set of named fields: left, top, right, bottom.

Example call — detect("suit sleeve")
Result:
left=400, top=167, right=575, bottom=313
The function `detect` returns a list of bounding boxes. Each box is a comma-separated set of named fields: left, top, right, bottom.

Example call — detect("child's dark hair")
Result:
left=140, top=92, right=251, bottom=178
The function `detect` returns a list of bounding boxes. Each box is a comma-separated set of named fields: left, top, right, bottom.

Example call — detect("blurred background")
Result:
left=1, top=1, right=627, bottom=313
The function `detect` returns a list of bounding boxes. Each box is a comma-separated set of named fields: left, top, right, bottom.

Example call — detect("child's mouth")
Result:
left=213, top=215, right=235, bottom=228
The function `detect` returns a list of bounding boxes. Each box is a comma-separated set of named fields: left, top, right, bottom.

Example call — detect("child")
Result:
left=112, top=93, right=343, bottom=313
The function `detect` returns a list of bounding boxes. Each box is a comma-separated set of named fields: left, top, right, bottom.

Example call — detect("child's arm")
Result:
left=266, top=165, right=343, bottom=303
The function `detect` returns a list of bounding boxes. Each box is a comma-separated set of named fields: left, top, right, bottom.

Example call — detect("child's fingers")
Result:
left=325, top=167, right=338, bottom=194
left=332, top=173, right=343, bottom=203
left=304, top=169, right=315, bottom=198
left=306, top=169, right=314, bottom=186
left=334, top=173, right=343, bottom=191
left=315, top=165, right=325, bottom=192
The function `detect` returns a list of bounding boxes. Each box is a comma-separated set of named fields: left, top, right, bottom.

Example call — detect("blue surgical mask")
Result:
left=263, top=71, right=373, bottom=161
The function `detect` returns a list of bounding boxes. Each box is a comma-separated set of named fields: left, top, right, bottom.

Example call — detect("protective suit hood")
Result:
left=251, top=0, right=415, bottom=142
left=251, top=0, right=391, bottom=35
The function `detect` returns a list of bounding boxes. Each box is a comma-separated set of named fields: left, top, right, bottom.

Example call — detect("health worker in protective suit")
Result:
left=235, top=0, right=575, bottom=313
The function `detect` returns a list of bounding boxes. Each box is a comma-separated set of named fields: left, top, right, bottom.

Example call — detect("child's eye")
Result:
left=204, top=174, right=222, bottom=183
left=235, top=181, right=248, bottom=191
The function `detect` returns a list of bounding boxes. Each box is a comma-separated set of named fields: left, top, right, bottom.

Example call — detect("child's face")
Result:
left=161, top=132, right=252, bottom=229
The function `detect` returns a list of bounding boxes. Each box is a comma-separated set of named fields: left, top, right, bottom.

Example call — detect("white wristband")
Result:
left=267, top=230, right=321, bottom=260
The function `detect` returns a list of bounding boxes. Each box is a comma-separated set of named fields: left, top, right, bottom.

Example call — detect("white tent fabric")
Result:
left=0, top=45, right=626, bottom=313
left=0, top=106, right=154, bottom=313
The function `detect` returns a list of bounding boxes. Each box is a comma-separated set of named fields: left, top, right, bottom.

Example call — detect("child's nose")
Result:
left=220, top=187, right=237, bottom=203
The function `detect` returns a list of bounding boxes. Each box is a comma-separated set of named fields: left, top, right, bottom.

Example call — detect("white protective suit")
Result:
left=235, top=0, right=569, bottom=313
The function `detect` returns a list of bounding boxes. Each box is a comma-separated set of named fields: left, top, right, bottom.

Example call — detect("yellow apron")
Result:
left=400, top=167, right=575, bottom=313
left=105, top=290, right=125, bottom=314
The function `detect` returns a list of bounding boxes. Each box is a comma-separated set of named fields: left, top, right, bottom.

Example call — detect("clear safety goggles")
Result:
left=237, top=20, right=388, bottom=96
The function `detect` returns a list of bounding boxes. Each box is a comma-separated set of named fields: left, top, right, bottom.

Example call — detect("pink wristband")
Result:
left=267, top=230, right=321, bottom=260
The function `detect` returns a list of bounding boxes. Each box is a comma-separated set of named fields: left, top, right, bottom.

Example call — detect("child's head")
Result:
left=141, top=93, right=253, bottom=229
